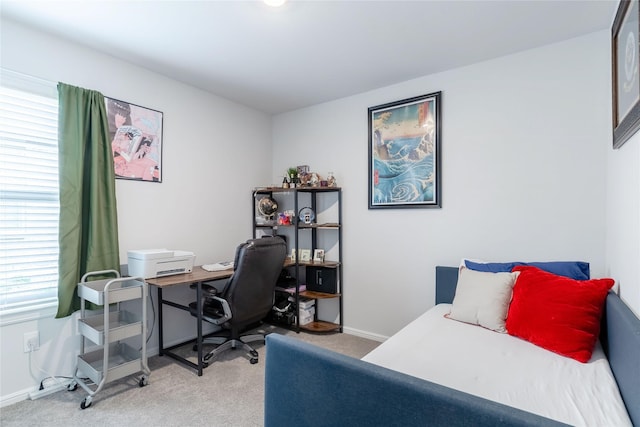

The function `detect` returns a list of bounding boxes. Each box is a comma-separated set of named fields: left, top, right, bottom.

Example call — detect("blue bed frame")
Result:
left=264, top=266, right=640, bottom=427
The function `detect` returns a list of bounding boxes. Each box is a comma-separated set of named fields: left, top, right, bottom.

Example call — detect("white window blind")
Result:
left=0, top=69, right=59, bottom=313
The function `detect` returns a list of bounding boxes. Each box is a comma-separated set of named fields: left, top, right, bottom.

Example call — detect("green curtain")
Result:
left=56, top=83, right=120, bottom=318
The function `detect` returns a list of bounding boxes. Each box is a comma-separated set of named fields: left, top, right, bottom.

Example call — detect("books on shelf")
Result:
left=275, top=284, right=306, bottom=294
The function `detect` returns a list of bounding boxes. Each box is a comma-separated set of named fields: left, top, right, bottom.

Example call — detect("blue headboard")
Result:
left=435, top=266, right=459, bottom=304
left=434, top=266, right=640, bottom=426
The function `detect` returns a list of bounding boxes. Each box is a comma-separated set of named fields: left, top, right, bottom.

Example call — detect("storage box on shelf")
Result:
left=253, top=187, right=342, bottom=333
left=298, top=297, right=315, bottom=310
left=299, top=306, right=316, bottom=325
left=298, top=297, right=316, bottom=325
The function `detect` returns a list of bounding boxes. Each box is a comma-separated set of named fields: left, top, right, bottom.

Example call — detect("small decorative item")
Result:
left=309, top=172, right=320, bottom=187
left=368, top=92, right=441, bottom=209
left=281, top=176, right=289, bottom=188
left=277, top=212, right=291, bottom=225
left=298, top=207, right=315, bottom=224
left=299, top=249, right=312, bottom=262
left=290, top=248, right=296, bottom=262
left=313, top=249, right=325, bottom=263
left=284, top=209, right=295, bottom=223
left=258, top=196, right=278, bottom=220
left=287, top=167, right=298, bottom=188
left=327, top=172, right=337, bottom=187
left=612, top=0, right=640, bottom=149
left=278, top=210, right=295, bottom=225
left=297, top=165, right=310, bottom=186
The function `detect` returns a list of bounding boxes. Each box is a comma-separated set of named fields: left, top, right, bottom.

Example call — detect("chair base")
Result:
left=200, top=333, right=267, bottom=364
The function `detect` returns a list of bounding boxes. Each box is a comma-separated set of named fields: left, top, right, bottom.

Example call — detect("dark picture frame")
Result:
left=368, top=92, right=441, bottom=209
left=612, top=0, right=640, bottom=149
left=105, top=97, right=163, bottom=182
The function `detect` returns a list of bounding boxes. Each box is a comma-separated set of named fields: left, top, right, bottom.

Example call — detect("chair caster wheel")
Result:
left=250, top=350, right=258, bottom=357
left=250, top=357, right=258, bottom=364
left=139, top=376, right=148, bottom=387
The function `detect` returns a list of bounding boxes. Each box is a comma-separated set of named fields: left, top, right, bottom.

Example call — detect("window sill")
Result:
left=0, top=301, right=58, bottom=327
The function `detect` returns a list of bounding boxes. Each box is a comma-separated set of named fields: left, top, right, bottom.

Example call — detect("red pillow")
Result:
left=505, top=265, right=614, bottom=363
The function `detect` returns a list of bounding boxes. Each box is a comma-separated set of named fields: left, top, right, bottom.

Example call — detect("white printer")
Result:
left=127, top=249, right=196, bottom=279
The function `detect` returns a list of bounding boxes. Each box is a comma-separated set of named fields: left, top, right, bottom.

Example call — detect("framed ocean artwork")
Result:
left=368, top=92, right=441, bottom=209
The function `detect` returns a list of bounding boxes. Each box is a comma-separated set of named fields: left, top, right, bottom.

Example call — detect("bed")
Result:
left=264, top=265, right=640, bottom=427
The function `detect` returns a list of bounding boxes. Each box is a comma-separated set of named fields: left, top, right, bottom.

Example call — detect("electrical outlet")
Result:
left=23, top=331, right=40, bottom=352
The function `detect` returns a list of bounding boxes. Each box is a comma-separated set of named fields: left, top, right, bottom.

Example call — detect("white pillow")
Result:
left=448, top=267, right=519, bottom=333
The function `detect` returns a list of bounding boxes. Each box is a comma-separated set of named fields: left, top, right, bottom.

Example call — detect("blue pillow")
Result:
left=464, top=260, right=590, bottom=280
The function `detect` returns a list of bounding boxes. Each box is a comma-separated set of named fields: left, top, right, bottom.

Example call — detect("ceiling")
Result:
left=1, top=0, right=617, bottom=114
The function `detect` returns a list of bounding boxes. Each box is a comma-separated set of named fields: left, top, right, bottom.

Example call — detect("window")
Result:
left=0, top=69, right=59, bottom=313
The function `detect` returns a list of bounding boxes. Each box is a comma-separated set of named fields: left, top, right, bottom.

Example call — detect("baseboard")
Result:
left=343, top=326, right=388, bottom=343
left=1, top=387, right=32, bottom=408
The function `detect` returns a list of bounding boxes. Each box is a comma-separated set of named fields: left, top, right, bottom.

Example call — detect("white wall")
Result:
left=3, top=19, right=639, bottom=407
left=606, top=133, right=640, bottom=316
left=272, top=31, right=616, bottom=338
left=0, top=19, right=272, bottom=405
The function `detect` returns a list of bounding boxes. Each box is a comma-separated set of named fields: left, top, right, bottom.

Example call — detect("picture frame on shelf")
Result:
left=290, top=248, right=296, bottom=262
left=105, top=97, right=163, bottom=182
left=313, top=249, right=325, bottom=263
left=612, top=0, right=640, bottom=149
left=300, top=249, right=312, bottom=262
left=368, top=92, right=441, bottom=208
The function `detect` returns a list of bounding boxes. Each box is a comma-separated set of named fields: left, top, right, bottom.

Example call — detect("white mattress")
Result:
left=362, top=304, right=632, bottom=427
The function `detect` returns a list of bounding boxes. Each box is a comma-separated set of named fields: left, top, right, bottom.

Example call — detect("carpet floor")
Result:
left=1, top=325, right=379, bottom=426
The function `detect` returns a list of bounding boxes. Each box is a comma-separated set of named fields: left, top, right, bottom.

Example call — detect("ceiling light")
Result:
left=264, top=0, right=287, bottom=7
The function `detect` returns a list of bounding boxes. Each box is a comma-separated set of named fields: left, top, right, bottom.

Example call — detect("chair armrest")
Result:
left=208, top=296, right=232, bottom=325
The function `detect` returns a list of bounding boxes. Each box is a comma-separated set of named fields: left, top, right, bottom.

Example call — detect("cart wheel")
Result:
left=67, top=382, right=78, bottom=392
left=80, top=397, right=92, bottom=409
left=139, top=377, right=148, bottom=387
left=250, top=357, right=258, bottom=365
left=250, top=350, right=258, bottom=357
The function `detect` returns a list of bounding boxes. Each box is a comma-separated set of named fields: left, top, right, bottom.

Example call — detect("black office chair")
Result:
left=189, top=236, right=287, bottom=365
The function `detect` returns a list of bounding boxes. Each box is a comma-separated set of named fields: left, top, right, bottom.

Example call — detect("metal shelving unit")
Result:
left=68, top=270, right=150, bottom=409
left=253, top=187, right=343, bottom=333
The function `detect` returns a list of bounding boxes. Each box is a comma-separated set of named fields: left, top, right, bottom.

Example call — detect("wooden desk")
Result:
left=146, top=266, right=233, bottom=376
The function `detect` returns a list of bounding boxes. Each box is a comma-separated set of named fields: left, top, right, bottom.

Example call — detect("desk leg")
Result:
left=196, top=281, right=203, bottom=376
left=158, top=287, right=164, bottom=356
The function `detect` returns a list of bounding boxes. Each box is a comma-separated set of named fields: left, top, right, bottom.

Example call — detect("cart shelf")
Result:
left=78, top=310, right=142, bottom=345
left=78, top=277, right=144, bottom=305
left=77, top=343, right=143, bottom=385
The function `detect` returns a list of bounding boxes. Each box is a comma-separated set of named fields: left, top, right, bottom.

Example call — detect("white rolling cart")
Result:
left=68, top=270, right=151, bottom=409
